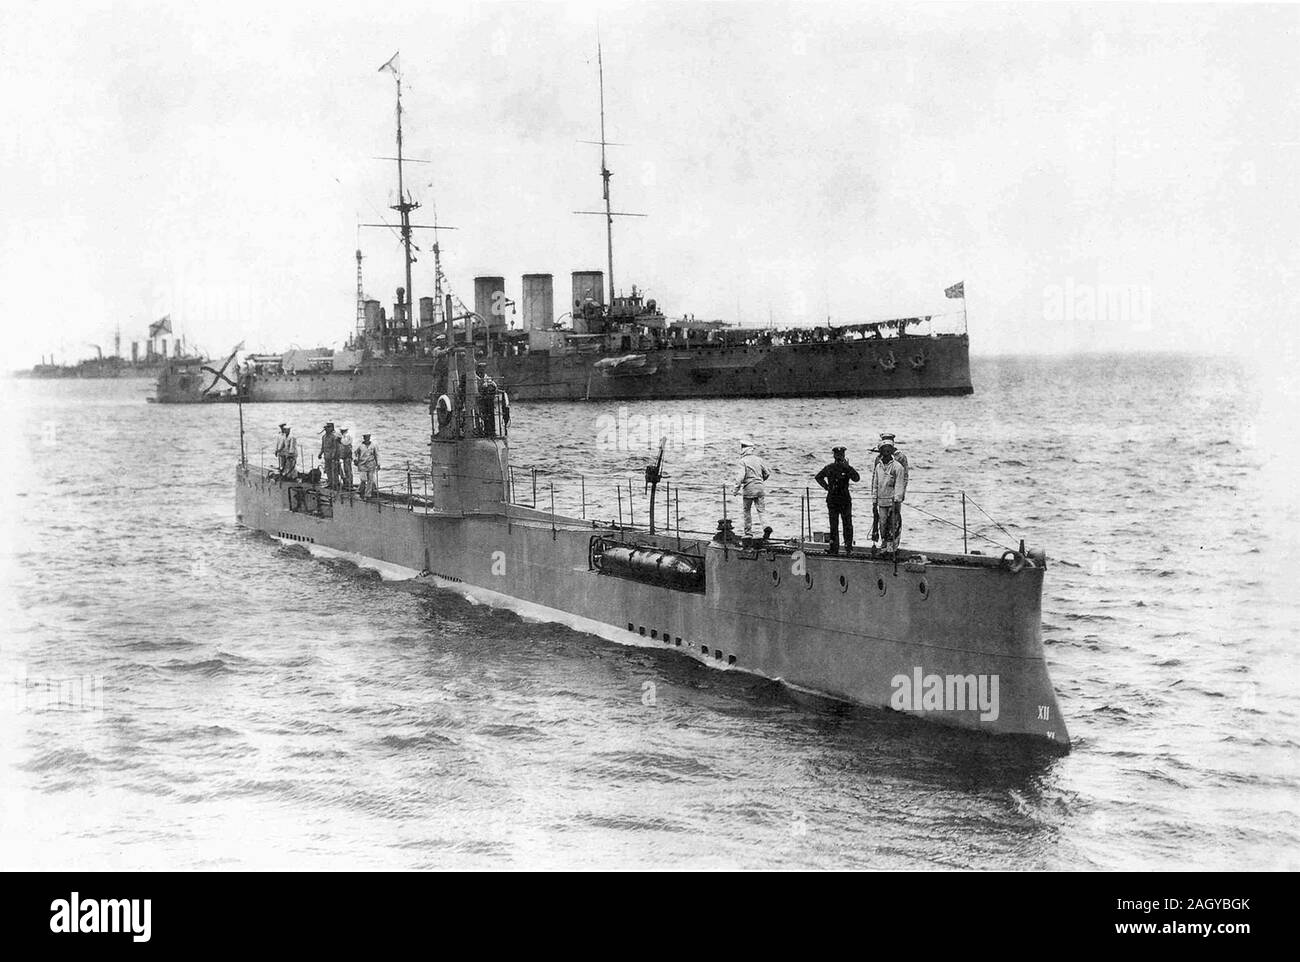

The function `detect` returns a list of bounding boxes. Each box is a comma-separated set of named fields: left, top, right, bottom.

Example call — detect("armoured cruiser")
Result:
left=158, top=49, right=972, bottom=405
left=234, top=344, right=1068, bottom=749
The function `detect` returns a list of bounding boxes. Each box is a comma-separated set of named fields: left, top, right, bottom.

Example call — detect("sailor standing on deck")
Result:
left=870, top=433, right=910, bottom=544
left=815, top=446, right=860, bottom=555
left=733, top=441, right=773, bottom=542
left=338, top=427, right=354, bottom=491
left=318, top=422, right=341, bottom=489
left=873, top=433, right=910, bottom=486
left=475, top=362, right=499, bottom=437
left=356, top=433, right=380, bottom=498
left=274, top=424, right=298, bottom=478
left=871, top=441, right=908, bottom=554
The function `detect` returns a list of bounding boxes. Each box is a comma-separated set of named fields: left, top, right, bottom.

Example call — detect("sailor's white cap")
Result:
left=739, top=440, right=755, bottom=451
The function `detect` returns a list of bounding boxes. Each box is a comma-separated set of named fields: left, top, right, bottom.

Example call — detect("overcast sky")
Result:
left=2, top=1, right=1297, bottom=366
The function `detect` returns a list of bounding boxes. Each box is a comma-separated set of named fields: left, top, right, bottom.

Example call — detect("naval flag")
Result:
left=201, top=342, right=244, bottom=395
left=148, top=315, right=172, bottom=337
left=378, top=51, right=400, bottom=75
left=944, top=281, right=965, bottom=299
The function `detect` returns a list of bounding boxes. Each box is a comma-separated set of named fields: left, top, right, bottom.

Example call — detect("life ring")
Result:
left=879, top=351, right=897, bottom=372
left=435, top=394, right=453, bottom=428
left=1000, top=550, right=1026, bottom=573
left=910, top=353, right=926, bottom=370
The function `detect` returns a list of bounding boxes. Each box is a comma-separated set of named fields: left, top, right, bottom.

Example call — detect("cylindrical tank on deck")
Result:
left=596, top=543, right=705, bottom=593
left=419, top=296, right=434, bottom=326
left=364, top=299, right=383, bottom=332
left=521, top=274, right=554, bottom=332
left=474, top=276, right=507, bottom=335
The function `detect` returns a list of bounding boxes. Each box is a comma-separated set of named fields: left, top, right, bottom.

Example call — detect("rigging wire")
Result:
left=963, top=491, right=1017, bottom=546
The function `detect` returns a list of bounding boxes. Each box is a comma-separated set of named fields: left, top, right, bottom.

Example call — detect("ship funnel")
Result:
left=474, top=276, right=507, bottom=339
left=521, top=274, right=554, bottom=332
left=364, top=299, right=382, bottom=332
left=419, top=296, right=434, bottom=326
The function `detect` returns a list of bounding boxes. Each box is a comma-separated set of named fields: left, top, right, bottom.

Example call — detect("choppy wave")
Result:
left=3, top=354, right=1297, bottom=870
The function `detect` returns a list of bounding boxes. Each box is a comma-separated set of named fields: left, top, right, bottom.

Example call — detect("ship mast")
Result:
left=575, top=39, right=646, bottom=307
left=431, top=202, right=445, bottom=329
left=355, top=242, right=366, bottom=341
left=381, top=52, right=417, bottom=327
left=597, top=43, right=614, bottom=304
left=363, top=54, right=460, bottom=348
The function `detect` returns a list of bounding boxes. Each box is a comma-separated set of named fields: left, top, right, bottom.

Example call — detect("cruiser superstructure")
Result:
left=158, top=48, right=972, bottom=404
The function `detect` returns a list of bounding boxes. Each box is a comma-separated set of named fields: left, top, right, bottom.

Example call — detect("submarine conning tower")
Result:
left=428, top=346, right=510, bottom=514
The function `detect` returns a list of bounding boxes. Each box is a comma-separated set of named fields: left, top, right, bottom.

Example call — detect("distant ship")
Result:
left=20, top=319, right=202, bottom=380
left=157, top=48, right=972, bottom=404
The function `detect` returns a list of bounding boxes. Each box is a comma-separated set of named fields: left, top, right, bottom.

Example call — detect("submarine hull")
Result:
left=235, top=462, right=1069, bottom=749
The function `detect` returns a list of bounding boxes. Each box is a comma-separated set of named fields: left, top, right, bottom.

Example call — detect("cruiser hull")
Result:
left=163, top=334, right=972, bottom=403
left=499, top=333, right=972, bottom=402
left=235, top=463, right=1068, bottom=749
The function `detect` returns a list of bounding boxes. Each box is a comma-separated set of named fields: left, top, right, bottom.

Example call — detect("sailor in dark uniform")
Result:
left=814, top=446, right=860, bottom=554
left=474, top=362, right=499, bottom=437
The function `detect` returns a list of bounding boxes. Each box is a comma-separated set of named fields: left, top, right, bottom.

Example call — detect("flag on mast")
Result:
left=148, top=315, right=172, bottom=337
left=201, top=342, right=244, bottom=395
left=378, top=51, right=399, bottom=75
left=944, top=281, right=965, bottom=299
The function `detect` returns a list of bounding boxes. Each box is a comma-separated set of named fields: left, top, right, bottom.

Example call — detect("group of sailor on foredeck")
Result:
left=273, top=422, right=381, bottom=497
left=732, top=432, right=909, bottom=557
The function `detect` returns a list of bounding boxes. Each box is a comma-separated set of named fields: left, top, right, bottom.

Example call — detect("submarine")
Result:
left=233, top=347, right=1069, bottom=749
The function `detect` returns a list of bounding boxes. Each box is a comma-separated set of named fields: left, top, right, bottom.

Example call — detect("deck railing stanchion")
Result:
left=721, top=484, right=728, bottom=560
left=805, top=486, right=812, bottom=545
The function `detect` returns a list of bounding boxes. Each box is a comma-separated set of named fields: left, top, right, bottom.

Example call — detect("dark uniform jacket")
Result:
left=320, top=431, right=340, bottom=459
left=815, top=461, right=860, bottom=503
